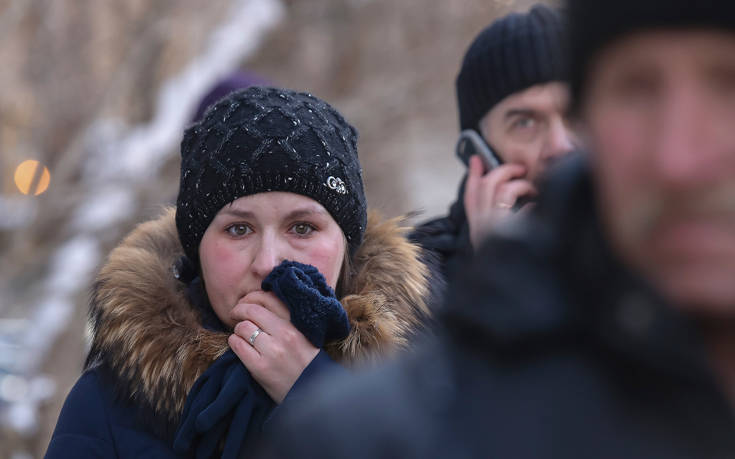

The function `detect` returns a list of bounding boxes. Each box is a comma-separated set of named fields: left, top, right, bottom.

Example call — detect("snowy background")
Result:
left=0, top=0, right=546, bottom=456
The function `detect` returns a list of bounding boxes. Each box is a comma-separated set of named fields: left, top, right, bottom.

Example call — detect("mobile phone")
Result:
left=455, top=129, right=502, bottom=172
left=456, top=130, right=535, bottom=211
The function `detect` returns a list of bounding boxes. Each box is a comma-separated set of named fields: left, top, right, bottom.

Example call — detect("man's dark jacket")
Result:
left=259, top=157, right=735, bottom=459
left=409, top=177, right=472, bottom=285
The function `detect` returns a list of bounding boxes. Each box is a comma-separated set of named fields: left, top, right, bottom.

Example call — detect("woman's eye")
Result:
left=291, top=223, right=316, bottom=236
left=226, top=224, right=251, bottom=237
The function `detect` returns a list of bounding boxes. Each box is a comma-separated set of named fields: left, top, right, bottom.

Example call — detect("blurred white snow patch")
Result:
left=0, top=196, right=37, bottom=230
left=4, top=299, right=75, bottom=375
left=3, top=377, right=55, bottom=435
left=20, top=299, right=75, bottom=370
left=82, top=0, right=286, bottom=182
left=71, top=186, right=136, bottom=232
left=45, top=237, right=100, bottom=295
left=30, top=299, right=74, bottom=343
left=3, top=401, right=35, bottom=435
left=79, top=118, right=128, bottom=183
left=0, top=374, right=28, bottom=403
left=0, top=320, right=26, bottom=370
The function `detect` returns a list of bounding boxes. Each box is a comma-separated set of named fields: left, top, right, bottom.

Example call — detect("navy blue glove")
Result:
left=262, top=260, right=351, bottom=347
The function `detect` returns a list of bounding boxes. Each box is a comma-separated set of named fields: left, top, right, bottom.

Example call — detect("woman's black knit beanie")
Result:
left=456, top=4, right=567, bottom=132
left=176, top=86, right=367, bottom=265
left=568, top=0, right=735, bottom=110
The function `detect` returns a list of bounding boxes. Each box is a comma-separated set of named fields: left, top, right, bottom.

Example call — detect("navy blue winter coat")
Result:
left=46, top=208, right=431, bottom=458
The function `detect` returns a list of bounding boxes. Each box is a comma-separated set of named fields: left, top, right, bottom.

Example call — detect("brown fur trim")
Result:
left=325, top=211, right=431, bottom=364
left=87, top=207, right=430, bottom=425
left=87, top=208, right=229, bottom=425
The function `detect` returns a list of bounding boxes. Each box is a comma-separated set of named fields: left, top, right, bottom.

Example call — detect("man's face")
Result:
left=584, top=30, right=735, bottom=316
left=479, top=82, right=578, bottom=182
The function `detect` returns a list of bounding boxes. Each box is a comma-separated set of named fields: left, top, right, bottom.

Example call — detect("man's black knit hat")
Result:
left=176, top=86, right=366, bottom=265
left=568, top=0, right=735, bottom=109
left=456, top=4, right=566, bottom=132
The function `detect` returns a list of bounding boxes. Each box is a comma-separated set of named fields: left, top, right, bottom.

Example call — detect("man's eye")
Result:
left=291, top=223, right=315, bottom=236
left=226, top=224, right=251, bottom=236
left=513, top=117, right=536, bottom=129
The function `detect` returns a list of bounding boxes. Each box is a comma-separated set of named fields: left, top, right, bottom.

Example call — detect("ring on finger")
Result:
left=249, top=328, right=263, bottom=347
left=496, top=202, right=513, bottom=209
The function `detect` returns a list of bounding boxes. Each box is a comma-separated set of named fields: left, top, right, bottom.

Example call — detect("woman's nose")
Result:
left=251, top=238, right=282, bottom=279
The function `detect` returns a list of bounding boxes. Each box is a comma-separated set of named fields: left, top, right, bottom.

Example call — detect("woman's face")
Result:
left=199, top=192, right=346, bottom=328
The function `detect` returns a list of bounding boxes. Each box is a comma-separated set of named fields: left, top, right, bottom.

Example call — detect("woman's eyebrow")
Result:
left=218, top=208, right=256, bottom=220
left=283, top=208, right=327, bottom=220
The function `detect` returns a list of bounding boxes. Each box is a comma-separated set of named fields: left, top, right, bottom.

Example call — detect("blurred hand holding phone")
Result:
left=457, top=130, right=538, bottom=248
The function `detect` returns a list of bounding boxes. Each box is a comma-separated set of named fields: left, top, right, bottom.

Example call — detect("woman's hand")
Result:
left=228, top=291, right=319, bottom=403
left=463, top=155, right=537, bottom=249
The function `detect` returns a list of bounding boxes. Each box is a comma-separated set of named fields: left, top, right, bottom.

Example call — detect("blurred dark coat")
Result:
left=46, top=208, right=432, bottom=458
left=260, top=158, right=735, bottom=459
left=409, top=177, right=472, bottom=292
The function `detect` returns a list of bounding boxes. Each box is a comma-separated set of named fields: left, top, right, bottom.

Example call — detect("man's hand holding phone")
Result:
left=463, top=155, right=537, bottom=249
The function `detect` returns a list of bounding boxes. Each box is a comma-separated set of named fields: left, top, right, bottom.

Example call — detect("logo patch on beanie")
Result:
left=326, top=176, right=347, bottom=194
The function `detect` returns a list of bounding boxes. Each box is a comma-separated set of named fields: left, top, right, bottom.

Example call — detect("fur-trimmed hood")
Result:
left=86, top=207, right=431, bottom=427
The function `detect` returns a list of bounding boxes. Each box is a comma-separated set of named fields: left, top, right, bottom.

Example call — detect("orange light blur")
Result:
left=14, top=160, right=50, bottom=195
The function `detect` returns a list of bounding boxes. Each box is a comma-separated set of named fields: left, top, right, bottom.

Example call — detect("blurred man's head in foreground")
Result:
left=570, top=0, right=735, bottom=315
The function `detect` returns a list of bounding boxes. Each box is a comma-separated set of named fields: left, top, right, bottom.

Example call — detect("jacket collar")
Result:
left=85, top=207, right=431, bottom=426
